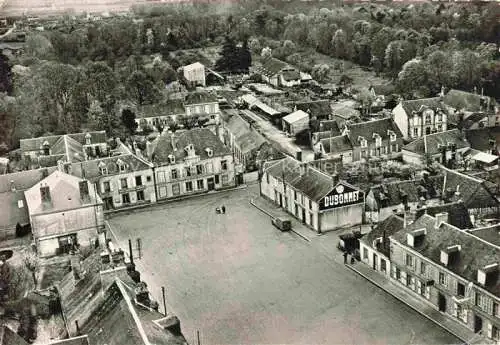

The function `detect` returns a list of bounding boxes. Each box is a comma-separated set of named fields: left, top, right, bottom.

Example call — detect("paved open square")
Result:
left=108, top=185, right=460, bottom=345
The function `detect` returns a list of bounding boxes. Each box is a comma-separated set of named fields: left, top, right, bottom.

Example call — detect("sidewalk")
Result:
left=346, top=261, right=493, bottom=345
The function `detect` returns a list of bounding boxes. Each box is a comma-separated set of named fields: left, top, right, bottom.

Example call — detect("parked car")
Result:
left=272, top=217, right=292, bottom=232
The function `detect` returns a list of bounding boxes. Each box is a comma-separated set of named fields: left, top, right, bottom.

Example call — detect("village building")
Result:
left=388, top=213, right=499, bottom=343
left=392, top=97, right=448, bottom=139
left=414, top=201, right=474, bottom=230
left=238, top=94, right=285, bottom=125
left=24, top=171, right=105, bottom=257
left=310, top=120, right=341, bottom=147
left=69, top=154, right=155, bottom=211
left=254, top=57, right=301, bottom=88
left=401, top=129, right=470, bottom=167
left=282, top=110, right=309, bottom=136
left=466, top=224, right=500, bottom=247
left=260, top=157, right=364, bottom=233
left=439, top=166, right=499, bottom=217
left=150, top=128, right=235, bottom=200
left=135, top=99, right=186, bottom=132
left=342, top=117, right=404, bottom=162
left=184, top=91, right=220, bottom=120
left=314, top=135, right=353, bottom=163
left=365, top=174, right=444, bottom=223
left=181, top=61, right=206, bottom=87
left=58, top=248, right=187, bottom=345
left=359, top=214, right=404, bottom=278
left=443, top=89, right=498, bottom=127
left=289, top=100, right=332, bottom=120
left=223, top=112, right=267, bottom=171
left=19, top=131, right=108, bottom=169
left=0, top=167, right=57, bottom=240
left=459, top=112, right=491, bottom=130
left=466, top=127, right=500, bottom=155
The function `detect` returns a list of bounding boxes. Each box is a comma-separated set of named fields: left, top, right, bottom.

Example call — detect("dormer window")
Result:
left=205, top=147, right=213, bottom=158
left=358, top=136, right=367, bottom=148
left=98, top=161, right=108, bottom=175
left=168, top=154, right=176, bottom=164
left=116, top=159, right=126, bottom=172
left=440, top=245, right=461, bottom=266
left=407, top=228, right=426, bottom=248
left=373, top=133, right=382, bottom=147
left=185, top=144, right=195, bottom=157
left=477, top=263, right=498, bottom=286
left=387, top=130, right=396, bottom=142
left=85, top=133, right=92, bottom=145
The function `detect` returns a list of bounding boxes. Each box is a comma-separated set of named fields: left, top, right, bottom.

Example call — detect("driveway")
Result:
left=108, top=185, right=459, bottom=345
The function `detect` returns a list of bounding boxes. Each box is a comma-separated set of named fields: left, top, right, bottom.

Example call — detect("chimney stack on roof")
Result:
left=435, top=212, right=448, bottom=228
left=79, top=180, right=90, bottom=203
left=40, top=184, right=51, bottom=204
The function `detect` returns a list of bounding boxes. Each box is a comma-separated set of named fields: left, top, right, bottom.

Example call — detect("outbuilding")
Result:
left=282, top=110, right=309, bottom=136
left=260, top=157, right=364, bottom=233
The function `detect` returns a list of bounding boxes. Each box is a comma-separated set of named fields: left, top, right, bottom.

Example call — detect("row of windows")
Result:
left=157, top=160, right=228, bottom=183
left=412, top=124, right=444, bottom=137
left=360, top=144, right=398, bottom=158
left=186, top=104, right=217, bottom=115
left=102, top=175, right=151, bottom=193
left=391, top=266, right=431, bottom=299
left=359, top=135, right=397, bottom=148
left=120, top=190, right=145, bottom=204
left=158, top=175, right=229, bottom=198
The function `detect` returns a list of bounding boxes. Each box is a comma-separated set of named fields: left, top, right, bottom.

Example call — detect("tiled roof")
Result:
left=441, top=166, right=498, bottom=209
left=293, top=100, right=332, bottom=119
left=184, top=91, right=217, bottom=105
left=362, top=214, right=404, bottom=257
left=80, top=279, right=187, bottom=345
left=225, top=114, right=250, bottom=139
left=281, top=70, right=301, bottom=81
left=0, top=167, right=57, bottom=193
left=415, top=201, right=473, bottom=229
left=391, top=214, right=500, bottom=297
left=70, top=154, right=153, bottom=182
left=20, top=132, right=107, bottom=153
left=136, top=99, right=185, bottom=119
left=466, top=225, right=500, bottom=247
left=402, top=129, right=470, bottom=155
left=264, top=157, right=336, bottom=202
left=367, top=175, right=444, bottom=210
left=443, top=89, right=496, bottom=113
left=282, top=110, right=309, bottom=124
left=465, top=127, right=500, bottom=152
left=461, top=112, right=489, bottom=129
left=345, top=117, right=403, bottom=146
left=309, top=158, right=343, bottom=176
left=238, top=131, right=266, bottom=154
left=331, top=105, right=360, bottom=119
left=319, top=135, right=352, bottom=154
left=152, top=128, right=230, bottom=165
left=0, top=191, right=29, bottom=229
left=0, top=325, right=29, bottom=345
left=24, top=171, right=102, bottom=215
left=255, top=142, right=285, bottom=163
left=256, top=57, right=289, bottom=77
left=400, top=97, right=445, bottom=116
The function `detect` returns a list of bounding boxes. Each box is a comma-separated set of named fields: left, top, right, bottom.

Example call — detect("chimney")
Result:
left=299, top=163, right=307, bottom=176
left=10, top=180, right=15, bottom=192
left=79, top=180, right=90, bottom=203
left=435, top=212, right=448, bottom=228
left=40, top=184, right=51, bottom=204
left=332, top=173, right=339, bottom=185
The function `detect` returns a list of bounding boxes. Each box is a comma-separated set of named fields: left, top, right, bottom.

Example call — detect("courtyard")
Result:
left=108, top=184, right=460, bottom=345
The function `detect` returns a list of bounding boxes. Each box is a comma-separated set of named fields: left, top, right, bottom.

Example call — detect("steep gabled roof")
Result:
left=256, top=57, right=290, bottom=77
left=391, top=214, right=500, bottom=297
left=0, top=167, right=57, bottom=193
left=441, top=166, right=499, bottom=209
left=282, top=110, right=309, bottom=124
left=361, top=214, right=404, bottom=257
left=345, top=117, right=403, bottom=146
left=263, top=157, right=336, bottom=202
left=465, top=127, right=500, bottom=152
left=400, top=97, right=445, bottom=116
left=415, top=201, right=473, bottom=229
left=443, top=89, right=496, bottom=113
left=402, top=129, right=470, bottom=155
left=319, top=135, right=353, bottom=154
left=152, top=128, right=230, bottom=165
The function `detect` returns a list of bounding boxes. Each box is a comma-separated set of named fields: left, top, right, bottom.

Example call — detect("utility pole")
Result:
left=128, top=239, right=134, bottom=265
left=162, top=286, right=167, bottom=316
left=197, top=330, right=201, bottom=345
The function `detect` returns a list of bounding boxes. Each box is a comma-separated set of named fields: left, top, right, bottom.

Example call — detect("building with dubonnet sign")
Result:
left=260, top=157, right=364, bottom=233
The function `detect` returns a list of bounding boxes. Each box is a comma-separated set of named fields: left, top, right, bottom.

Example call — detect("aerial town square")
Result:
left=0, top=0, right=498, bottom=344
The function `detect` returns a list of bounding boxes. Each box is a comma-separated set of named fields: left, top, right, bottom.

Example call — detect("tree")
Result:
left=126, top=70, right=160, bottom=105
left=239, top=39, right=252, bottom=72
left=23, top=252, right=39, bottom=287
left=425, top=50, right=453, bottom=92
left=311, top=64, right=330, bottom=83
left=215, top=35, right=238, bottom=72
left=357, top=88, right=375, bottom=115
left=121, top=108, right=138, bottom=135
left=84, top=61, right=118, bottom=104
left=0, top=53, right=12, bottom=94
left=248, top=38, right=261, bottom=53
left=331, top=29, right=350, bottom=59
left=25, top=34, right=54, bottom=60
left=397, top=58, right=430, bottom=97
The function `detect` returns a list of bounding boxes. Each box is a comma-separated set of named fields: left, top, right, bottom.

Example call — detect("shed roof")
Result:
left=282, top=110, right=309, bottom=124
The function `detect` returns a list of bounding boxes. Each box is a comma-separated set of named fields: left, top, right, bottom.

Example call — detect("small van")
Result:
left=272, top=217, right=292, bottom=232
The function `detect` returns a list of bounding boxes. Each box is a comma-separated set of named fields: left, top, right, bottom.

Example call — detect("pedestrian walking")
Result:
left=221, top=205, right=226, bottom=214
left=343, top=251, right=348, bottom=264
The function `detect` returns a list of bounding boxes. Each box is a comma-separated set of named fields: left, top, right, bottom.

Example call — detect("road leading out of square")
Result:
left=108, top=185, right=460, bottom=345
